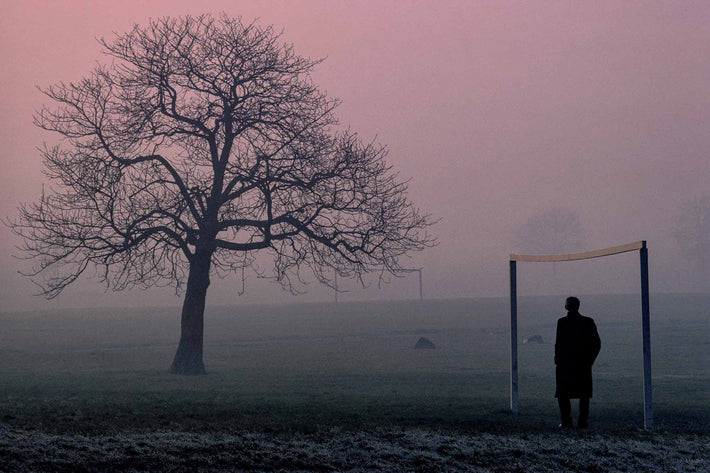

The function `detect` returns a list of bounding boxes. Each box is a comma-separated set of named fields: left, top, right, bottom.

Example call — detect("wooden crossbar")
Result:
left=510, top=241, right=644, bottom=262
left=507, top=239, right=653, bottom=429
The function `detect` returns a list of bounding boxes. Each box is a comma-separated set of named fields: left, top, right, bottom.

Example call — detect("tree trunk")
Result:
left=170, top=250, right=212, bottom=375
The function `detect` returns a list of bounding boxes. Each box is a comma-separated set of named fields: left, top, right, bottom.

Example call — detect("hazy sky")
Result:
left=1, top=0, right=708, bottom=311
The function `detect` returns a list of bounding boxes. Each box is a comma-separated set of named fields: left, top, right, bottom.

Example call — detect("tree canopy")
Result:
left=9, top=14, right=435, bottom=373
left=514, top=207, right=584, bottom=255
left=674, top=194, right=709, bottom=284
left=13, top=14, right=434, bottom=298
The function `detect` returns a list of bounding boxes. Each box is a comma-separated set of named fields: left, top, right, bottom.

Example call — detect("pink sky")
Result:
left=1, top=1, right=709, bottom=311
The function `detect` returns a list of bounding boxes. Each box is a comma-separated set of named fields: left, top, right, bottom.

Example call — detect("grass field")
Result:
left=1, top=294, right=709, bottom=471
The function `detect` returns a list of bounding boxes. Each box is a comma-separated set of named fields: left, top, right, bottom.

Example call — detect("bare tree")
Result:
left=8, top=15, right=434, bottom=375
left=514, top=207, right=584, bottom=254
left=674, top=194, right=710, bottom=284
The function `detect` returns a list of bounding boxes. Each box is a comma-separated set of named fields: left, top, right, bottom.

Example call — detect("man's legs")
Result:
left=557, top=397, right=573, bottom=427
left=578, top=398, right=590, bottom=428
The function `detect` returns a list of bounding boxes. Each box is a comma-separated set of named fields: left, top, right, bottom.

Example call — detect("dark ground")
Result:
left=1, top=295, right=708, bottom=471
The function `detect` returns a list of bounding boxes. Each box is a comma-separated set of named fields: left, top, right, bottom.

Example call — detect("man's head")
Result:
left=565, top=296, right=580, bottom=312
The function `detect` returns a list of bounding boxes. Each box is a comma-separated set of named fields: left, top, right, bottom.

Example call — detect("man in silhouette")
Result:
left=555, top=296, right=601, bottom=428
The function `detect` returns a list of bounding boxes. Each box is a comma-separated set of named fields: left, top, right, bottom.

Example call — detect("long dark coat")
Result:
left=555, top=312, right=601, bottom=399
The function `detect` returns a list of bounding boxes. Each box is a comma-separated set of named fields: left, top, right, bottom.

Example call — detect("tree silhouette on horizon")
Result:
left=8, top=15, right=435, bottom=375
left=674, top=194, right=709, bottom=289
left=514, top=207, right=584, bottom=255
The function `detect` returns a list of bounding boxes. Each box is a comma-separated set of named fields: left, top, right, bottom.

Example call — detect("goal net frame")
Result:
left=334, top=267, right=424, bottom=303
left=508, top=240, right=653, bottom=429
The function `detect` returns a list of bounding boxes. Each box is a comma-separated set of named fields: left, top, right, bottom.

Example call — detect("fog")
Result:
left=1, top=0, right=708, bottom=312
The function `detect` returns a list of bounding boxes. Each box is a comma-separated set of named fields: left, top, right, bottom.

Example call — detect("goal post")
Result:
left=509, top=240, right=653, bottom=430
left=334, top=267, right=424, bottom=303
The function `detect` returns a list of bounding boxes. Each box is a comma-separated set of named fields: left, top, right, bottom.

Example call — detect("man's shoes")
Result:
left=558, top=422, right=573, bottom=428
left=578, top=421, right=589, bottom=429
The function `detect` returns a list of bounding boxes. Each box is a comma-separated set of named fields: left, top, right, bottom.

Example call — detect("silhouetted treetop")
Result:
left=17, top=14, right=434, bottom=298
left=10, top=14, right=435, bottom=374
left=514, top=207, right=584, bottom=255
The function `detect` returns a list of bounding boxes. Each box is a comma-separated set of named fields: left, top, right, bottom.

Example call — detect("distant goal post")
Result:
left=334, top=267, right=424, bottom=303
left=508, top=240, right=653, bottom=430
